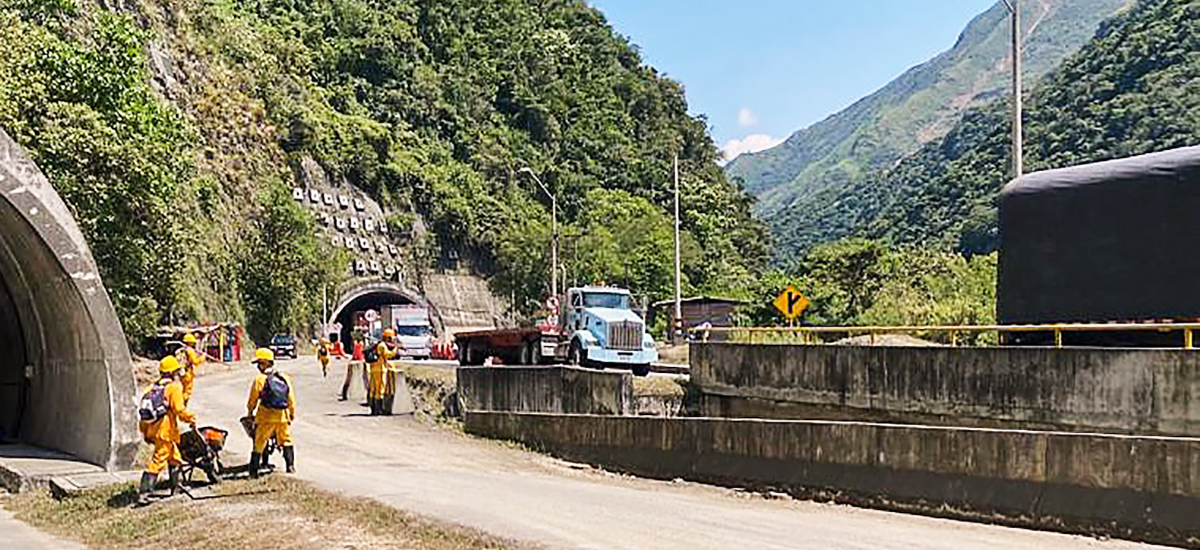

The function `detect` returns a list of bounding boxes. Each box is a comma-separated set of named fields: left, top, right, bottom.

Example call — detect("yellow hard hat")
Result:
left=254, top=348, right=275, bottom=363
left=382, top=328, right=396, bottom=338
left=159, top=355, right=182, bottom=374
left=182, top=333, right=198, bottom=345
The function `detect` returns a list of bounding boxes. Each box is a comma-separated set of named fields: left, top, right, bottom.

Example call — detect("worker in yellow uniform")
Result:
left=180, top=333, right=204, bottom=404
left=246, top=348, right=296, bottom=477
left=138, top=356, right=197, bottom=506
left=317, top=337, right=332, bottom=378
left=367, top=328, right=400, bottom=416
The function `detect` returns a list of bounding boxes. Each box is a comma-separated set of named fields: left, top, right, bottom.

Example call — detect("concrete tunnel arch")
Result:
left=0, top=129, right=138, bottom=469
left=326, top=281, right=445, bottom=345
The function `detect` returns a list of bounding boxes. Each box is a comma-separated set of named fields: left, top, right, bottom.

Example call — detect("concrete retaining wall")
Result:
left=692, top=342, right=1200, bottom=436
left=457, top=366, right=633, bottom=415
left=466, top=412, right=1200, bottom=546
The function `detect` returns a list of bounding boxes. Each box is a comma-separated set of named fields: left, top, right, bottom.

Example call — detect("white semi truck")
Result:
left=454, top=285, right=658, bottom=376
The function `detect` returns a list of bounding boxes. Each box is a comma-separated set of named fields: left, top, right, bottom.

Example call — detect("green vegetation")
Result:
left=807, top=0, right=1200, bottom=255
left=170, top=0, right=767, bottom=313
left=726, top=0, right=1129, bottom=260
left=0, top=2, right=195, bottom=341
left=239, top=183, right=345, bottom=343
left=0, top=0, right=768, bottom=345
left=736, top=239, right=996, bottom=342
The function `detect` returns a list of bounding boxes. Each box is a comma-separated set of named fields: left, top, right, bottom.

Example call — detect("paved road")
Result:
left=190, top=357, right=1166, bottom=550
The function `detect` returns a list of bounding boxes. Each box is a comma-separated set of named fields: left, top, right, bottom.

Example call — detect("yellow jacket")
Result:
left=368, top=342, right=399, bottom=373
left=247, top=370, right=296, bottom=424
left=141, top=379, right=196, bottom=443
left=182, top=347, right=204, bottom=401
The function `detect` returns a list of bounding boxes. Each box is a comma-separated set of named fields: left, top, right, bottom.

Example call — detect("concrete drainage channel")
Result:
left=456, top=364, right=1200, bottom=548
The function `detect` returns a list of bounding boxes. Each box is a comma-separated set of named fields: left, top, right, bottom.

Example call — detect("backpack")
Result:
left=139, top=382, right=169, bottom=422
left=363, top=341, right=381, bottom=364
left=259, top=372, right=291, bottom=409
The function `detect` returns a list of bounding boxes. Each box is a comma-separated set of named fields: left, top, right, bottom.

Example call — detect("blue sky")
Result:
left=588, top=0, right=998, bottom=162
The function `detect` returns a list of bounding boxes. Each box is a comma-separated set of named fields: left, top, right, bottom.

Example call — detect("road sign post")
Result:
left=773, top=286, right=809, bottom=321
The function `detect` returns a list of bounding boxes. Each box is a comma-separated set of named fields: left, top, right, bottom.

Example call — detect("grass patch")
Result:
left=656, top=343, right=689, bottom=365
left=7, top=475, right=524, bottom=550
left=402, top=364, right=461, bottom=424
left=402, top=364, right=457, bottom=388
left=633, top=376, right=685, bottom=398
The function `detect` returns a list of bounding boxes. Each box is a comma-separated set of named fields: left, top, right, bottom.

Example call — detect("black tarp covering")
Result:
left=998, top=146, right=1200, bottom=330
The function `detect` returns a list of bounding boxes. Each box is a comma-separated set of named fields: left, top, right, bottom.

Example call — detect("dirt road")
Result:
left=189, top=358, right=1165, bottom=550
left=0, top=505, right=84, bottom=550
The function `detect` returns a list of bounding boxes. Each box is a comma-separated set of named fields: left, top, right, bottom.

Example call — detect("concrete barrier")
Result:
left=466, top=412, right=1200, bottom=547
left=692, top=342, right=1200, bottom=436
left=457, top=366, right=633, bottom=415
left=0, top=130, right=137, bottom=469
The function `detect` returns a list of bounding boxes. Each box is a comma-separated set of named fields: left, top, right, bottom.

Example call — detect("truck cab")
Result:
left=559, top=286, right=658, bottom=376
left=384, top=305, right=434, bottom=360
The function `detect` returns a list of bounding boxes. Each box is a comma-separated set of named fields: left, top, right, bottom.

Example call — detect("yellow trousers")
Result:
left=368, top=369, right=398, bottom=400
left=253, top=421, right=293, bottom=453
left=145, top=439, right=182, bottom=475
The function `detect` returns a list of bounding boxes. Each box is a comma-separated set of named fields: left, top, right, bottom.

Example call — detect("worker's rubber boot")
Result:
left=382, top=394, right=394, bottom=415
left=167, top=465, right=181, bottom=496
left=248, top=452, right=261, bottom=479
left=136, top=472, right=156, bottom=506
left=369, top=399, right=379, bottom=416
left=340, top=383, right=349, bottom=401
left=282, top=446, right=296, bottom=474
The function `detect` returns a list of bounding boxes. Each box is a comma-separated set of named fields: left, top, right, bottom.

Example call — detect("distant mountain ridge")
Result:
left=857, top=0, right=1200, bottom=254
left=725, top=0, right=1130, bottom=259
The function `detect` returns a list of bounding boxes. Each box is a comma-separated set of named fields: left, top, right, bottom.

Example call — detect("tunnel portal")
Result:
left=327, top=282, right=442, bottom=345
left=0, top=129, right=138, bottom=469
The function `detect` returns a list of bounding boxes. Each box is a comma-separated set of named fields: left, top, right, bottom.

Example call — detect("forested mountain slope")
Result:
left=0, top=0, right=767, bottom=344
left=725, top=0, right=1128, bottom=259
left=841, top=0, right=1199, bottom=254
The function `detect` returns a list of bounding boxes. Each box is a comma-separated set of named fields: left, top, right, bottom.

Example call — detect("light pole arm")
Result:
left=519, top=168, right=559, bottom=300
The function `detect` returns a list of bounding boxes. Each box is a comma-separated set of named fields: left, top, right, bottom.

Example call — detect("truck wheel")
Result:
left=520, top=341, right=532, bottom=365
left=531, top=341, right=542, bottom=365
left=457, top=342, right=472, bottom=366
left=631, top=364, right=651, bottom=377
left=568, top=340, right=584, bottom=366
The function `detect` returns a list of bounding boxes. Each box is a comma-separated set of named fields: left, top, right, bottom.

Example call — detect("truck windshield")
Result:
left=395, top=325, right=431, bottom=337
left=583, top=292, right=630, bottom=310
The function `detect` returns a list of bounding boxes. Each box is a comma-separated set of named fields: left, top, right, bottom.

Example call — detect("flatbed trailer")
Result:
left=454, top=326, right=559, bottom=366
left=455, top=286, right=657, bottom=375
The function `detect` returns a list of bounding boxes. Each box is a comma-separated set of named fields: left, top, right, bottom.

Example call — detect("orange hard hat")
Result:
left=382, top=328, right=396, bottom=338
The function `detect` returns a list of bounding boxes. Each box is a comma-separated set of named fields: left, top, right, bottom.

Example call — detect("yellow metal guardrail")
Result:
left=694, top=322, right=1200, bottom=349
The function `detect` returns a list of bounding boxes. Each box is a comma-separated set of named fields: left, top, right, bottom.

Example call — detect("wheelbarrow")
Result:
left=178, top=426, right=227, bottom=486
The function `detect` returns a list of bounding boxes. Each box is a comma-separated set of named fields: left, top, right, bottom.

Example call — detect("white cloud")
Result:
left=720, top=134, right=784, bottom=165
left=737, top=108, right=759, bottom=128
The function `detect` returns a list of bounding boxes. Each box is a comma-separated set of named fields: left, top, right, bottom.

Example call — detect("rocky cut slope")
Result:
left=725, top=0, right=1129, bottom=259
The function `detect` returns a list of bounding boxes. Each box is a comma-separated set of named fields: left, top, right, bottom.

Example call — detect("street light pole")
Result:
left=673, top=154, right=682, bottom=344
left=519, top=167, right=558, bottom=301
left=1003, top=0, right=1023, bottom=178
